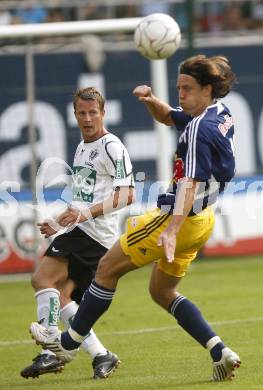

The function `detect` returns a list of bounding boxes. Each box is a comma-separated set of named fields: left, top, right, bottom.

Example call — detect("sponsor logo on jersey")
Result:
left=115, top=159, right=125, bottom=179
left=218, top=114, right=233, bottom=136
left=72, top=166, right=97, bottom=202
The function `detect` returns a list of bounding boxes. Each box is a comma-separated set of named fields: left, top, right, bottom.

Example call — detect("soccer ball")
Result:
left=134, top=13, right=181, bottom=60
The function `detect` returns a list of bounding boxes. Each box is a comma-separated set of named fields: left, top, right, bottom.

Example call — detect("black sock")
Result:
left=169, top=295, right=218, bottom=347
left=210, top=342, right=225, bottom=362
left=61, top=280, right=115, bottom=350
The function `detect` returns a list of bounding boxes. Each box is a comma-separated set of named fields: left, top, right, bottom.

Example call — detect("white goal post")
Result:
left=0, top=18, right=142, bottom=38
left=0, top=17, right=172, bottom=184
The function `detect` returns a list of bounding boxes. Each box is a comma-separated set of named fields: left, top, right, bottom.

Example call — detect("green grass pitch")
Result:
left=1, top=256, right=263, bottom=389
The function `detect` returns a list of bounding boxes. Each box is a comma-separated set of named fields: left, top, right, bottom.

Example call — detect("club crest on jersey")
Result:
left=89, top=149, right=99, bottom=161
left=218, top=115, right=233, bottom=136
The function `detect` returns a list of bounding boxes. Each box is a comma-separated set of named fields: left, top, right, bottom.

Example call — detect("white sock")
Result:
left=35, top=288, right=60, bottom=331
left=60, top=301, right=78, bottom=329
left=60, top=301, right=107, bottom=359
left=82, top=329, right=107, bottom=359
left=35, top=288, right=61, bottom=356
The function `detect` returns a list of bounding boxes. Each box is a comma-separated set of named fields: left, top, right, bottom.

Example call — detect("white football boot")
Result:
left=212, top=347, right=241, bottom=381
left=30, top=322, right=78, bottom=363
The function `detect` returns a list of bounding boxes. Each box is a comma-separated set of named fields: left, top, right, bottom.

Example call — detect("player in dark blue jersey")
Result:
left=29, top=55, right=241, bottom=382
left=159, top=98, right=235, bottom=216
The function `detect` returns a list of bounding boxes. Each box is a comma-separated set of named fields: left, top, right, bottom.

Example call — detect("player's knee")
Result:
left=96, top=255, right=113, bottom=278
left=31, top=271, right=42, bottom=291
left=149, top=285, right=176, bottom=310
left=95, top=255, right=123, bottom=287
left=59, top=290, right=71, bottom=308
left=149, top=284, right=160, bottom=304
left=95, top=251, right=133, bottom=287
left=31, top=270, right=57, bottom=291
left=57, top=280, right=75, bottom=307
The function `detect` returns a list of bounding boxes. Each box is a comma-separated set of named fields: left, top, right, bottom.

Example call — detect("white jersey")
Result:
left=70, top=133, right=134, bottom=249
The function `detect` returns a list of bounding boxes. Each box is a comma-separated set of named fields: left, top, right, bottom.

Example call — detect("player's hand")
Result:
left=157, top=228, right=177, bottom=263
left=37, top=220, right=59, bottom=238
left=133, top=85, right=152, bottom=102
left=56, top=205, right=88, bottom=228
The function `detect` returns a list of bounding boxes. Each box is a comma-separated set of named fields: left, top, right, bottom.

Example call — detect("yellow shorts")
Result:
left=120, top=207, right=215, bottom=278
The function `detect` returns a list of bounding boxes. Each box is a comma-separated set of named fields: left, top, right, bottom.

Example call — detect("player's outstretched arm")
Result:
left=133, top=85, right=174, bottom=126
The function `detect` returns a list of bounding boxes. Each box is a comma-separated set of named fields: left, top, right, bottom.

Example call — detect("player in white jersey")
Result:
left=71, top=132, right=133, bottom=249
left=21, top=87, right=135, bottom=380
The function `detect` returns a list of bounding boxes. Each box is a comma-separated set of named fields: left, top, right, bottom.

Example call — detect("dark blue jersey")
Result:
left=158, top=102, right=235, bottom=215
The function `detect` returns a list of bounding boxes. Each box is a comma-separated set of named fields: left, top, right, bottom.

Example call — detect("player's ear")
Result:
left=203, top=84, right=212, bottom=97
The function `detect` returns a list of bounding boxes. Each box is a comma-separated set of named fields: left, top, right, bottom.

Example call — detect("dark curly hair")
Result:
left=179, top=55, right=236, bottom=98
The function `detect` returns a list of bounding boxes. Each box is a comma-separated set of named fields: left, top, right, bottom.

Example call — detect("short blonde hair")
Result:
left=73, top=87, right=105, bottom=111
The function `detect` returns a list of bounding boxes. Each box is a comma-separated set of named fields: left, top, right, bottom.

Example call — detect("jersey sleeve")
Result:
left=185, top=119, right=212, bottom=180
left=170, top=107, right=192, bottom=131
left=104, top=140, right=134, bottom=188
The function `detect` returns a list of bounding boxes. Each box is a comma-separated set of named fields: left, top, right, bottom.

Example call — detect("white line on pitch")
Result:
left=101, top=316, right=263, bottom=335
left=1, top=316, right=263, bottom=347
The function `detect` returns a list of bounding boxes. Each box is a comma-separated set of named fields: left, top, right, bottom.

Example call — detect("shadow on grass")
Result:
left=3, top=374, right=90, bottom=389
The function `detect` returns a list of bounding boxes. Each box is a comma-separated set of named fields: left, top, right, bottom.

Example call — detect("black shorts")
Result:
left=44, top=227, right=108, bottom=302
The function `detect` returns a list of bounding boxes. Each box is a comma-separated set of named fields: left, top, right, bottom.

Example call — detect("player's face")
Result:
left=74, top=98, right=105, bottom=142
left=177, top=74, right=213, bottom=116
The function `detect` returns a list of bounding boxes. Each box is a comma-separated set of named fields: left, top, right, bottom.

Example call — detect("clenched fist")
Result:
left=133, top=85, right=153, bottom=102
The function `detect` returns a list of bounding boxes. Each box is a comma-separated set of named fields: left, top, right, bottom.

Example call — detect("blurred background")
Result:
left=0, top=0, right=263, bottom=274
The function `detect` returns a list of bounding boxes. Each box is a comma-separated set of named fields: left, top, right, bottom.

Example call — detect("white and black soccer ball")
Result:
left=134, top=13, right=181, bottom=60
